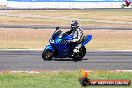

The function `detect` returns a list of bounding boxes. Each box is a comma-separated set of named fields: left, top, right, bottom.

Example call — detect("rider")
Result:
left=124, top=0, right=131, bottom=6
left=66, top=20, right=84, bottom=53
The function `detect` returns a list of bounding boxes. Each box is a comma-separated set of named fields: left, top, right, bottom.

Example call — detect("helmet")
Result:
left=71, top=20, right=78, bottom=29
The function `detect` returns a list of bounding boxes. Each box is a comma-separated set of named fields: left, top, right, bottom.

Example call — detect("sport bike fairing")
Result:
left=45, top=30, right=92, bottom=58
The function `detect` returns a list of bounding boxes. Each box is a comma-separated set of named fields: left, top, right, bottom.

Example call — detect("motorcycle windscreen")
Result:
left=52, top=30, right=62, bottom=40
left=82, top=35, right=92, bottom=46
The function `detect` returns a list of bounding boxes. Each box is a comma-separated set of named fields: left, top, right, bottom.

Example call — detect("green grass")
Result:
left=0, top=71, right=131, bottom=88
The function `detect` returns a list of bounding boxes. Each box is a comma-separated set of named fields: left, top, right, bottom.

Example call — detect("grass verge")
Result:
left=0, top=71, right=131, bottom=88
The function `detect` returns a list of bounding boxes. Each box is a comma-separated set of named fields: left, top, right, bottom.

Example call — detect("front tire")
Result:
left=121, top=4, right=125, bottom=8
left=42, top=49, right=54, bottom=61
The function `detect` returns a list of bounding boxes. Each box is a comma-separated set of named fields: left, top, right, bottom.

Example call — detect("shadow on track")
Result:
left=77, top=61, right=132, bottom=63
left=52, top=58, right=88, bottom=61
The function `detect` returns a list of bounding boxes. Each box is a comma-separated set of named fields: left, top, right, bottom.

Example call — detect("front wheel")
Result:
left=42, top=49, right=54, bottom=61
left=121, top=4, right=125, bottom=8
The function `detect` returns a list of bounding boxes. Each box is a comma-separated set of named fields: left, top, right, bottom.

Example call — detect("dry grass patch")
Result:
left=0, top=15, right=68, bottom=25
left=11, top=10, right=132, bottom=22
left=86, top=30, right=132, bottom=50
left=0, top=28, right=132, bottom=50
left=0, top=15, right=131, bottom=27
left=0, top=28, right=53, bottom=49
left=0, top=10, right=132, bottom=27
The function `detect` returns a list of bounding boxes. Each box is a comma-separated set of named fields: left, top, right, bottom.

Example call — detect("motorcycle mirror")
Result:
left=56, top=26, right=60, bottom=30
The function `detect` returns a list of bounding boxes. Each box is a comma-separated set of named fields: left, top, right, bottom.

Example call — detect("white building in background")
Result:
left=7, top=0, right=124, bottom=8
left=0, top=0, right=7, bottom=6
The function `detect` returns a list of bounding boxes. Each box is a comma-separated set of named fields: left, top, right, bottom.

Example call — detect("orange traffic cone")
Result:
left=81, top=68, right=88, bottom=77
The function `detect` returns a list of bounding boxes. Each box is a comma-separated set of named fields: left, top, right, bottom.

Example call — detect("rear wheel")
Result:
left=42, top=49, right=54, bottom=61
left=72, top=46, right=86, bottom=61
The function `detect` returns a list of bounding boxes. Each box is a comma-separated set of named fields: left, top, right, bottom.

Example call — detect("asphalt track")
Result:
left=0, top=50, right=132, bottom=71
left=0, top=24, right=132, bottom=30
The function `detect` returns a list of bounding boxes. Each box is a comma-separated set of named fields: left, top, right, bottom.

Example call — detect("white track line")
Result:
left=112, top=70, right=132, bottom=72
left=0, top=70, right=131, bottom=73
left=11, top=70, right=132, bottom=73
left=11, top=71, right=41, bottom=74
left=0, top=49, right=132, bottom=52
left=0, top=49, right=43, bottom=51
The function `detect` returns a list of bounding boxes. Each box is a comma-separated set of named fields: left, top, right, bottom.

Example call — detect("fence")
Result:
left=7, top=0, right=124, bottom=8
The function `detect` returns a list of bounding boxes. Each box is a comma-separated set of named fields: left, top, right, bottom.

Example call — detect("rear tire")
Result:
left=72, top=53, right=82, bottom=61
left=72, top=46, right=86, bottom=61
left=42, top=49, right=54, bottom=61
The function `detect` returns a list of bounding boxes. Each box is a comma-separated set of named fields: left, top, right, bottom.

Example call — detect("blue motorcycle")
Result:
left=42, top=27, right=92, bottom=61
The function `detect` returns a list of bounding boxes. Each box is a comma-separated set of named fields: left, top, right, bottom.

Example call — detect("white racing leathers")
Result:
left=70, top=27, right=83, bottom=53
